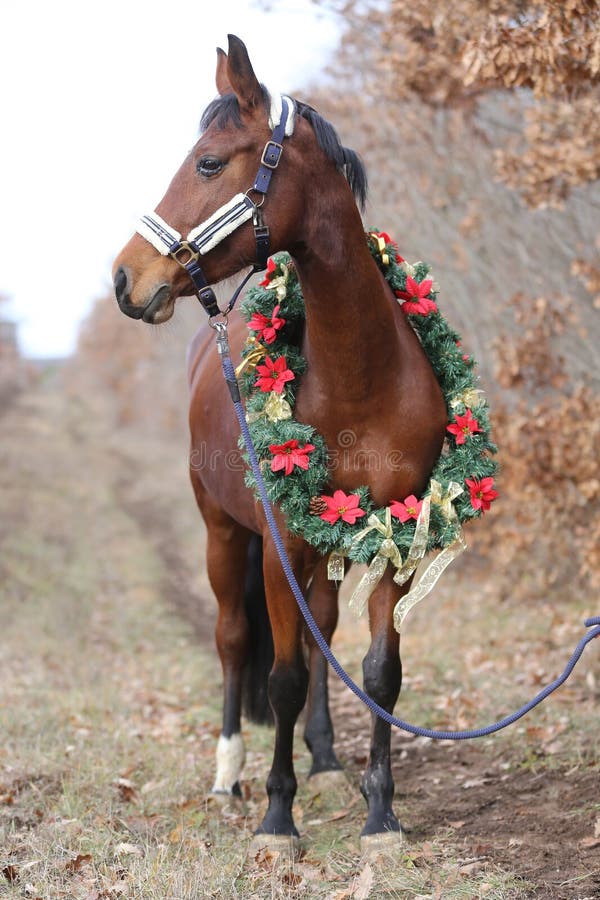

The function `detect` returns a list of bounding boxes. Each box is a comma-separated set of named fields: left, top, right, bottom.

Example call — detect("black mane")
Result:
left=199, top=89, right=368, bottom=211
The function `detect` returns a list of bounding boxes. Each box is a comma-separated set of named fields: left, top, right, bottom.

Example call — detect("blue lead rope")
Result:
left=216, top=326, right=600, bottom=740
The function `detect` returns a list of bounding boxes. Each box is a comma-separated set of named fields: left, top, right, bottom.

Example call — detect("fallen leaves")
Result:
left=113, top=778, right=137, bottom=804
left=458, top=858, right=486, bottom=876
left=114, top=842, right=142, bottom=857
left=2, top=864, right=19, bottom=884
left=306, top=799, right=359, bottom=827
left=579, top=836, right=600, bottom=850
left=64, top=853, right=93, bottom=874
left=351, top=861, right=374, bottom=899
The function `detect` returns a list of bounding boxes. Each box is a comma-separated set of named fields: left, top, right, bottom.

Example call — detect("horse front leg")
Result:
left=303, top=557, right=342, bottom=776
left=253, top=534, right=311, bottom=851
left=194, top=481, right=253, bottom=800
left=360, top=570, right=404, bottom=848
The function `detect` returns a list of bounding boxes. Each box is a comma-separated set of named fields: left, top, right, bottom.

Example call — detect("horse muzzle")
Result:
left=113, top=266, right=173, bottom=323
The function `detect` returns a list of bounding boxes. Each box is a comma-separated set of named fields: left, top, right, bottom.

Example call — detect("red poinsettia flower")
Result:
left=258, top=257, right=277, bottom=287
left=390, top=494, right=423, bottom=523
left=446, top=409, right=483, bottom=445
left=248, top=304, right=286, bottom=345
left=269, top=439, right=315, bottom=475
left=255, top=356, right=295, bottom=394
left=319, top=490, right=366, bottom=525
left=465, top=476, right=498, bottom=513
left=395, top=276, right=437, bottom=315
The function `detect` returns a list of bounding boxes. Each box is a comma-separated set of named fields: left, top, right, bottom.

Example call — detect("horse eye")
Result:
left=197, top=156, right=224, bottom=177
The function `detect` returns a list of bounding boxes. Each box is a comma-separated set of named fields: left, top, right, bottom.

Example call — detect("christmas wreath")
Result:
left=236, top=232, right=498, bottom=629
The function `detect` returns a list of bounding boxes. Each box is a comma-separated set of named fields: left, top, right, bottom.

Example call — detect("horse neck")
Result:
left=292, top=194, right=402, bottom=399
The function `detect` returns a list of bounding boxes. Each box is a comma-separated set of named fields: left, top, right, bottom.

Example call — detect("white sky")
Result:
left=0, top=1, right=338, bottom=357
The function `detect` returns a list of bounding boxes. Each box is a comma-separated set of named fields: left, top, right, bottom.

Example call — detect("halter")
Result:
left=136, top=94, right=295, bottom=321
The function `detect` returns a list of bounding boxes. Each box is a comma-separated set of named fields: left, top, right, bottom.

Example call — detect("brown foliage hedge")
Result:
left=481, top=295, right=600, bottom=597
left=80, top=2, right=600, bottom=603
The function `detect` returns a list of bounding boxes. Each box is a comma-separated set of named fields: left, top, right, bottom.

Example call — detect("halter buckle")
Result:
left=261, top=140, right=284, bottom=169
left=170, top=242, right=200, bottom=267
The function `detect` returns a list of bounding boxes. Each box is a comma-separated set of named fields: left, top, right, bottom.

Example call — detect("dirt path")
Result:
left=108, top=376, right=600, bottom=899
left=1, top=374, right=599, bottom=899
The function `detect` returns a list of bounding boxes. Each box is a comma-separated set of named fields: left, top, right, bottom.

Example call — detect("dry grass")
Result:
left=0, top=374, right=536, bottom=898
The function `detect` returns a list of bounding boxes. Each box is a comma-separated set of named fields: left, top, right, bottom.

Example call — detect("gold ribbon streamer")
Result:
left=392, top=479, right=465, bottom=632
left=327, top=551, right=345, bottom=582
left=392, top=491, right=432, bottom=588
left=393, top=532, right=467, bottom=632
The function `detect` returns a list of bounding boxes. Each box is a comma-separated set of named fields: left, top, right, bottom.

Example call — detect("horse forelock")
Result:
left=198, top=90, right=368, bottom=211
left=199, top=87, right=270, bottom=132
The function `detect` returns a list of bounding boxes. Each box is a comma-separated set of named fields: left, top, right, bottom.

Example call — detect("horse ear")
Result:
left=215, top=47, right=232, bottom=96
left=226, top=34, right=263, bottom=112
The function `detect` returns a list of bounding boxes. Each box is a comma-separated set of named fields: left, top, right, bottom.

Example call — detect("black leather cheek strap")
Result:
left=184, top=258, right=221, bottom=318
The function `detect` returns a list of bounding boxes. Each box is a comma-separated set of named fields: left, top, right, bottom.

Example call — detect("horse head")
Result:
left=112, top=35, right=340, bottom=324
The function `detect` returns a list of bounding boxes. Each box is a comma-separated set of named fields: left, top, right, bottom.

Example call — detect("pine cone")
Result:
left=309, top=496, right=327, bottom=515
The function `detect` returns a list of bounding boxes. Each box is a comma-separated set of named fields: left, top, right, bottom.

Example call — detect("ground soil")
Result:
left=389, top=739, right=599, bottom=900
left=136, top=484, right=600, bottom=900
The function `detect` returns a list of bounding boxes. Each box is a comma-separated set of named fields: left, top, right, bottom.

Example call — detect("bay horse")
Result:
left=113, top=35, right=446, bottom=852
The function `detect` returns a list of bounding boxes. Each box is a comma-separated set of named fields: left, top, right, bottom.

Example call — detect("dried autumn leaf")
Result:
left=168, top=824, right=184, bottom=844
left=64, top=853, right=92, bottom=874
left=252, top=846, right=279, bottom=870
left=2, top=865, right=19, bottom=884
left=352, top=862, right=374, bottom=900
left=579, top=836, right=600, bottom=849
left=459, top=860, right=484, bottom=876
left=114, top=842, right=142, bottom=856
left=113, top=778, right=137, bottom=803
left=281, top=871, right=303, bottom=888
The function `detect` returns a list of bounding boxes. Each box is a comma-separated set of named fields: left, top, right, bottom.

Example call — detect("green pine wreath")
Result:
left=237, top=231, right=498, bottom=568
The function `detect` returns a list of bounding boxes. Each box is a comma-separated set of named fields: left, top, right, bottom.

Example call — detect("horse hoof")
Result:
left=360, top=830, right=404, bottom=856
left=307, top=769, right=354, bottom=806
left=249, top=833, right=302, bottom=860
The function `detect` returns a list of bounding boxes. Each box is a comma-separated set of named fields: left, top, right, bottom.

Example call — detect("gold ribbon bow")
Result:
left=246, top=391, right=292, bottom=424
left=450, top=387, right=483, bottom=411
left=429, top=479, right=463, bottom=519
left=348, top=508, right=411, bottom=617
left=265, top=264, right=290, bottom=301
left=235, top=338, right=265, bottom=377
left=370, top=233, right=390, bottom=266
left=336, top=478, right=467, bottom=632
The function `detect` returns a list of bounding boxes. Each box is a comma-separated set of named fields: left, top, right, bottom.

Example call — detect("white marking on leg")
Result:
left=212, top=733, right=246, bottom=794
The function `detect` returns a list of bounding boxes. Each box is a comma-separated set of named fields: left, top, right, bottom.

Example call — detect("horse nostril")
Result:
left=114, top=266, right=130, bottom=307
